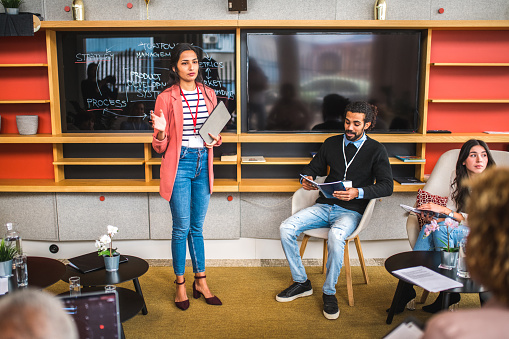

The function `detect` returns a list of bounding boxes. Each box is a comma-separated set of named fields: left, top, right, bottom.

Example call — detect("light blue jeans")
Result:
left=413, top=221, right=469, bottom=251
left=169, top=147, right=210, bottom=276
left=280, top=203, right=362, bottom=295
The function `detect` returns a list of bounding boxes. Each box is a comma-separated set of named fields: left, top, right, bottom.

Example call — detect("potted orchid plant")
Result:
left=423, top=217, right=460, bottom=269
left=95, top=225, right=120, bottom=272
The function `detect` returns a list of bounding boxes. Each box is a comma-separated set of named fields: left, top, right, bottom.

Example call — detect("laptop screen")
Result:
left=60, top=291, right=121, bottom=339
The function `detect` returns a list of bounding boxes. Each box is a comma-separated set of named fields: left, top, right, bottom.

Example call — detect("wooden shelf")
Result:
left=0, top=134, right=56, bottom=143
left=389, top=157, right=425, bottom=165
left=428, top=99, right=509, bottom=103
left=146, top=157, right=238, bottom=166
left=0, top=64, right=48, bottom=67
left=53, top=158, right=145, bottom=165
left=431, top=63, right=509, bottom=66
left=241, top=157, right=312, bottom=165
left=239, top=178, right=302, bottom=192
left=0, top=100, right=50, bottom=104
left=0, top=178, right=239, bottom=192
left=213, top=158, right=237, bottom=165
left=393, top=182, right=425, bottom=192
left=238, top=133, right=430, bottom=143
left=213, top=179, right=239, bottom=192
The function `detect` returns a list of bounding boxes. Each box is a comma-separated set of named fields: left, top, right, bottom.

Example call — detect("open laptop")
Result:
left=60, top=291, right=121, bottom=339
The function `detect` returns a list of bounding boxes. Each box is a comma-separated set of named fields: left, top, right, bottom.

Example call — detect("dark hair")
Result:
left=164, top=43, right=213, bottom=105
left=344, top=101, right=377, bottom=130
left=452, top=139, right=496, bottom=211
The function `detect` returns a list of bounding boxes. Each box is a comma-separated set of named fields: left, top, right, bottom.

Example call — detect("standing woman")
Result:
left=151, top=43, right=222, bottom=311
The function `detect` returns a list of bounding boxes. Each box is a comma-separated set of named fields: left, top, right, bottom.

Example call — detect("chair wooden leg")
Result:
left=322, top=239, right=328, bottom=274
left=344, top=239, right=354, bottom=306
left=420, top=290, right=430, bottom=304
left=354, top=236, right=369, bottom=284
left=299, top=234, right=310, bottom=258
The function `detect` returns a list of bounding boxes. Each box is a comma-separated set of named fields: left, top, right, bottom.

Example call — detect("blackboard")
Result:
left=57, top=31, right=236, bottom=132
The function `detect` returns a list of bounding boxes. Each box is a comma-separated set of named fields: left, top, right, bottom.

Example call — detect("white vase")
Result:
left=103, top=253, right=120, bottom=272
left=16, top=115, right=39, bottom=135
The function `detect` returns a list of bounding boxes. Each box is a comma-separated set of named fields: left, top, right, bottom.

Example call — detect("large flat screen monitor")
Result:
left=242, top=30, right=423, bottom=133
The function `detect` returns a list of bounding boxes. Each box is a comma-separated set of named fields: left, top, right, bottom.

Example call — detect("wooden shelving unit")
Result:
left=0, top=21, right=508, bottom=193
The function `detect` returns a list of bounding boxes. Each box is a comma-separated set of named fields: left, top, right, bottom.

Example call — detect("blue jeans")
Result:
left=169, top=147, right=210, bottom=276
left=414, top=221, right=469, bottom=251
left=280, top=203, right=362, bottom=295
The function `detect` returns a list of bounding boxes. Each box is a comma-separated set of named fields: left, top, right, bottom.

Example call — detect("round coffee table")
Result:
left=27, top=256, right=67, bottom=288
left=61, top=254, right=149, bottom=319
left=385, top=251, right=486, bottom=324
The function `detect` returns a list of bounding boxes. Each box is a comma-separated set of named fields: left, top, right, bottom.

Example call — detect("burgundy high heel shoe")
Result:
left=174, top=279, right=190, bottom=311
left=193, top=275, right=222, bottom=305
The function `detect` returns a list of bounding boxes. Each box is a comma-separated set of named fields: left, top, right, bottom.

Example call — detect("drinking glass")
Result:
left=104, top=285, right=116, bottom=293
left=14, top=254, right=28, bottom=287
left=69, top=276, right=81, bottom=297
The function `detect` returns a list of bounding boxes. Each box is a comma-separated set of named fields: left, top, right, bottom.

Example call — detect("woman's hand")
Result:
left=151, top=109, right=166, bottom=140
left=151, top=109, right=166, bottom=132
left=205, top=133, right=220, bottom=149
left=419, top=202, right=448, bottom=214
left=419, top=202, right=450, bottom=223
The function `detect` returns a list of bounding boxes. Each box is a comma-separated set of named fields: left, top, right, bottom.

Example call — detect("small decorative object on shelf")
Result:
left=221, top=153, right=237, bottom=162
left=144, top=0, right=150, bottom=20
left=394, top=177, right=425, bottom=185
left=1, top=0, right=23, bottom=15
left=72, top=0, right=84, bottom=21
left=95, top=225, right=120, bottom=272
left=374, top=0, right=386, bottom=20
left=16, top=115, right=38, bottom=135
left=394, top=155, right=426, bottom=163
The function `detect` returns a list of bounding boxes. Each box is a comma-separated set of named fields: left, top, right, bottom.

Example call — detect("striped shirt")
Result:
left=180, top=87, right=209, bottom=146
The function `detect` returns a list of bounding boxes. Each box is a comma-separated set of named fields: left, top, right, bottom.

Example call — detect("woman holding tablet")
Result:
left=151, top=43, right=222, bottom=311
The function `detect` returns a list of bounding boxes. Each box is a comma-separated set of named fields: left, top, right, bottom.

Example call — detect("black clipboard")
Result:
left=68, top=252, right=129, bottom=274
left=198, top=101, right=231, bottom=144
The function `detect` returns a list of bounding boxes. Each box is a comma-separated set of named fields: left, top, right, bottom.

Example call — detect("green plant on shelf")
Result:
left=0, top=0, right=23, bottom=8
left=0, top=238, right=19, bottom=262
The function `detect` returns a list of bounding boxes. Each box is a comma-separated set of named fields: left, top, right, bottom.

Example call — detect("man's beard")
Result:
left=345, top=130, right=363, bottom=141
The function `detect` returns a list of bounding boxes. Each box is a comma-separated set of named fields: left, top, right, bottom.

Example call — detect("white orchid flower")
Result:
left=99, top=234, right=111, bottom=245
left=107, top=225, right=119, bottom=235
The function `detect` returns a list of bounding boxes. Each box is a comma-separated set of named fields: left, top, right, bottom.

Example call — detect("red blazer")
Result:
left=152, top=83, right=221, bottom=201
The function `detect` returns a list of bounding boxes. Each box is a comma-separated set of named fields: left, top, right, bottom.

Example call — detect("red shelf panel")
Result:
left=430, top=30, right=509, bottom=64
left=427, top=103, right=509, bottom=133
left=425, top=143, right=509, bottom=174
left=0, top=144, right=54, bottom=179
left=428, top=67, right=509, bottom=100
left=0, top=68, right=49, bottom=101
left=0, top=104, right=52, bottom=134
left=0, top=35, right=47, bottom=64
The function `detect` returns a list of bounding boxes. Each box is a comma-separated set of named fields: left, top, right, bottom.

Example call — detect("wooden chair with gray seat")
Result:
left=292, top=176, right=375, bottom=306
left=406, top=148, right=509, bottom=304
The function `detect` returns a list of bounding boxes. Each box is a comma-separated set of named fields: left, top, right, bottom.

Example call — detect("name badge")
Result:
left=188, top=135, right=204, bottom=148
